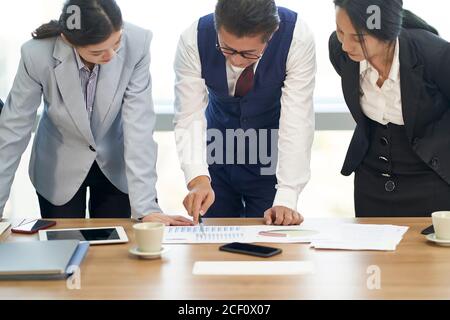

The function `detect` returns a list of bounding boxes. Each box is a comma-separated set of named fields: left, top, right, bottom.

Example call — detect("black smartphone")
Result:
left=421, top=225, right=434, bottom=235
left=11, top=219, right=56, bottom=234
left=219, top=242, right=282, bottom=258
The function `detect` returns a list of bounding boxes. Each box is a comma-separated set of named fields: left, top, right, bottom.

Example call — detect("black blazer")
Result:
left=329, top=28, right=450, bottom=184
left=0, top=99, right=3, bottom=115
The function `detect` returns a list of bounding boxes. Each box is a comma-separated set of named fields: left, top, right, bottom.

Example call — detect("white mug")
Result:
left=133, top=222, right=165, bottom=253
left=432, top=211, right=450, bottom=241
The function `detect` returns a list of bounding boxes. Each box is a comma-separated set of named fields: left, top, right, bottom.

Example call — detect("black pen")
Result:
left=199, top=214, right=205, bottom=234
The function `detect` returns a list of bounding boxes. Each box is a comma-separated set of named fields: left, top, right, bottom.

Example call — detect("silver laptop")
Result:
left=0, top=240, right=79, bottom=277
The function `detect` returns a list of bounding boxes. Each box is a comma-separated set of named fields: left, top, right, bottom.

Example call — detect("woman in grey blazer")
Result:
left=0, top=0, right=192, bottom=226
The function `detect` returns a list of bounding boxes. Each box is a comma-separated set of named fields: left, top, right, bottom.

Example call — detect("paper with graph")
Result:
left=163, top=221, right=409, bottom=250
left=163, top=225, right=324, bottom=244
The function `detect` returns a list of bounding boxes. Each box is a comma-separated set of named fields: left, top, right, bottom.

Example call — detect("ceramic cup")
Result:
left=432, top=211, right=450, bottom=241
left=133, top=222, right=165, bottom=253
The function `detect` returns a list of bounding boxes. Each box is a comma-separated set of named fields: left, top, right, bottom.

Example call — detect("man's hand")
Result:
left=142, top=213, right=194, bottom=226
left=183, top=176, right=215, bottom=224
left=264, top=206, right=304, bottom=226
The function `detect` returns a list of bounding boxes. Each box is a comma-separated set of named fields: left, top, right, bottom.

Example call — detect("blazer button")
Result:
left=385, top=181, right=396, bottom=192
left=380, top=137, right=389, bottom=146
left=89, top=145, right=96, bottom=152
left=431, top=158, right=439, bottom=168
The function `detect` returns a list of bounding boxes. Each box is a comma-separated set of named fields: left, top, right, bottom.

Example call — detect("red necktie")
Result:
left=234, top=64, right=255, bottom=98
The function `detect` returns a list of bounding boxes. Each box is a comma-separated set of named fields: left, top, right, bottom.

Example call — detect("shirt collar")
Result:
left=360, top=38, right=400, bottom=81
left=229, top=61, right=259, bottom=74
left=73, top=48, right=99, bottom=73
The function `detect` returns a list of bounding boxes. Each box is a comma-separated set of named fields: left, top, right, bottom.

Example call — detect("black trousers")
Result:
left=38, top=162, right=131, bottom=219
left=354, top=119, right=450, bottom=217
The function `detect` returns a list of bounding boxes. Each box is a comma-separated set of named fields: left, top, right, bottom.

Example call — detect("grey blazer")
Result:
left=0, top=22, right=161, bottom=219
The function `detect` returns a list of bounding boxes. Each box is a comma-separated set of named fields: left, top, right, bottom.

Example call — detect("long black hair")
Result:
left=334, top=0, right=438, bottom=59
left=32, top=0, right=123, bottom=47
left=334, top=0, right=438, bottom=42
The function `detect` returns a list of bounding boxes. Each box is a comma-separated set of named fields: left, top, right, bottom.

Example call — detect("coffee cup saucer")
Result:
left=129, top=246, right=170, bottom=259
left=426, top=233, right=450, bottom=247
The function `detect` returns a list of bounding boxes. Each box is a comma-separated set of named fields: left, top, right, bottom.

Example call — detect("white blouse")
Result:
left=359, top=39, right=404, bottom=125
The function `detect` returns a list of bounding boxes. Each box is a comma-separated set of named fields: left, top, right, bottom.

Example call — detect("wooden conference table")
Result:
left=0, top=218, right=449, bottom=300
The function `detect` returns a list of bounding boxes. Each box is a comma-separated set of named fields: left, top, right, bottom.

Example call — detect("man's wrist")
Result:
left=184, top=165, right=210, bottom=186
left=187, top=175, right=211, bottom=190
left=273, top=188, right=299, bottom=212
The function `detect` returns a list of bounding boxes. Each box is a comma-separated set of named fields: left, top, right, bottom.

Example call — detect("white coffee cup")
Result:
left=432, top=211, right=450, bottom=240
left=133, top=222, right=165, bottom=253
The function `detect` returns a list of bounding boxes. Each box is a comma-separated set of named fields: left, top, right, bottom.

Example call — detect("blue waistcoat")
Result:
left=198, top=7, right=297, bottom=173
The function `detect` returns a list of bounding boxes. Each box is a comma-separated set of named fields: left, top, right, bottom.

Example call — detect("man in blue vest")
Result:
left=174, top=0, right=316, bottom=225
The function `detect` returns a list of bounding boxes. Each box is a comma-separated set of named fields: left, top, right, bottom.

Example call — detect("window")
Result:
left=0, top=1, right=448, bottom=219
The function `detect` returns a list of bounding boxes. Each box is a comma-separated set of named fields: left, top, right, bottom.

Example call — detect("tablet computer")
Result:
left=39, top=226, right=128, bottom=245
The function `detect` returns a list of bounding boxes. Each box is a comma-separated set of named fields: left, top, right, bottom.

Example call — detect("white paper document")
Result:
left=192, top=261, right=315, bottom=276
left=164, top=222, right=409, bottom=251
left=163, top=225, right=325, bottom=244
left=310, top=224, right=409, bottom=251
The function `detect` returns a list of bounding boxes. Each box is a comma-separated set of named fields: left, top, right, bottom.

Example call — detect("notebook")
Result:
left=0, top=240, right=89, bottom=280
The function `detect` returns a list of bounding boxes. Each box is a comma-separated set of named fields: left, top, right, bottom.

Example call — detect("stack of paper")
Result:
left=310, top=224, right=409, bottom=251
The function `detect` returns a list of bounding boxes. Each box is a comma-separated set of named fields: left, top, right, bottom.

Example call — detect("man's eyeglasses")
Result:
left=215, top=40, right=265, bottom=60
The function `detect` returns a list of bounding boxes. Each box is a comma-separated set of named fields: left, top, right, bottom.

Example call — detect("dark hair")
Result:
left=333, top=0, right=438, bottom=43
left=334, top=0, right=439, bottom=73
left=214, top=0, right=280, bottom=42
left=32, top=0, right=123, bottom=47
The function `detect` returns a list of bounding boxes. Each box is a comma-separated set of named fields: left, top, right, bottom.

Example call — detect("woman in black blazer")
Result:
left=329, top=0, right=450, bottom=217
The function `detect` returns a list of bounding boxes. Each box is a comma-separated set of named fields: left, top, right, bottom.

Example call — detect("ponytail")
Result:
left=402, top=9, right=439, bottom=36
left=30, top=0, right=123, bottom=46
left=32, top=20, right=62, bottom=40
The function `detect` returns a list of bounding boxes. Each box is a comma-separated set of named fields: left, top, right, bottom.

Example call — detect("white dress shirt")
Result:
left=174, top=17, right=316, bottom=211
left=360, top=39, right=404, bottom=125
